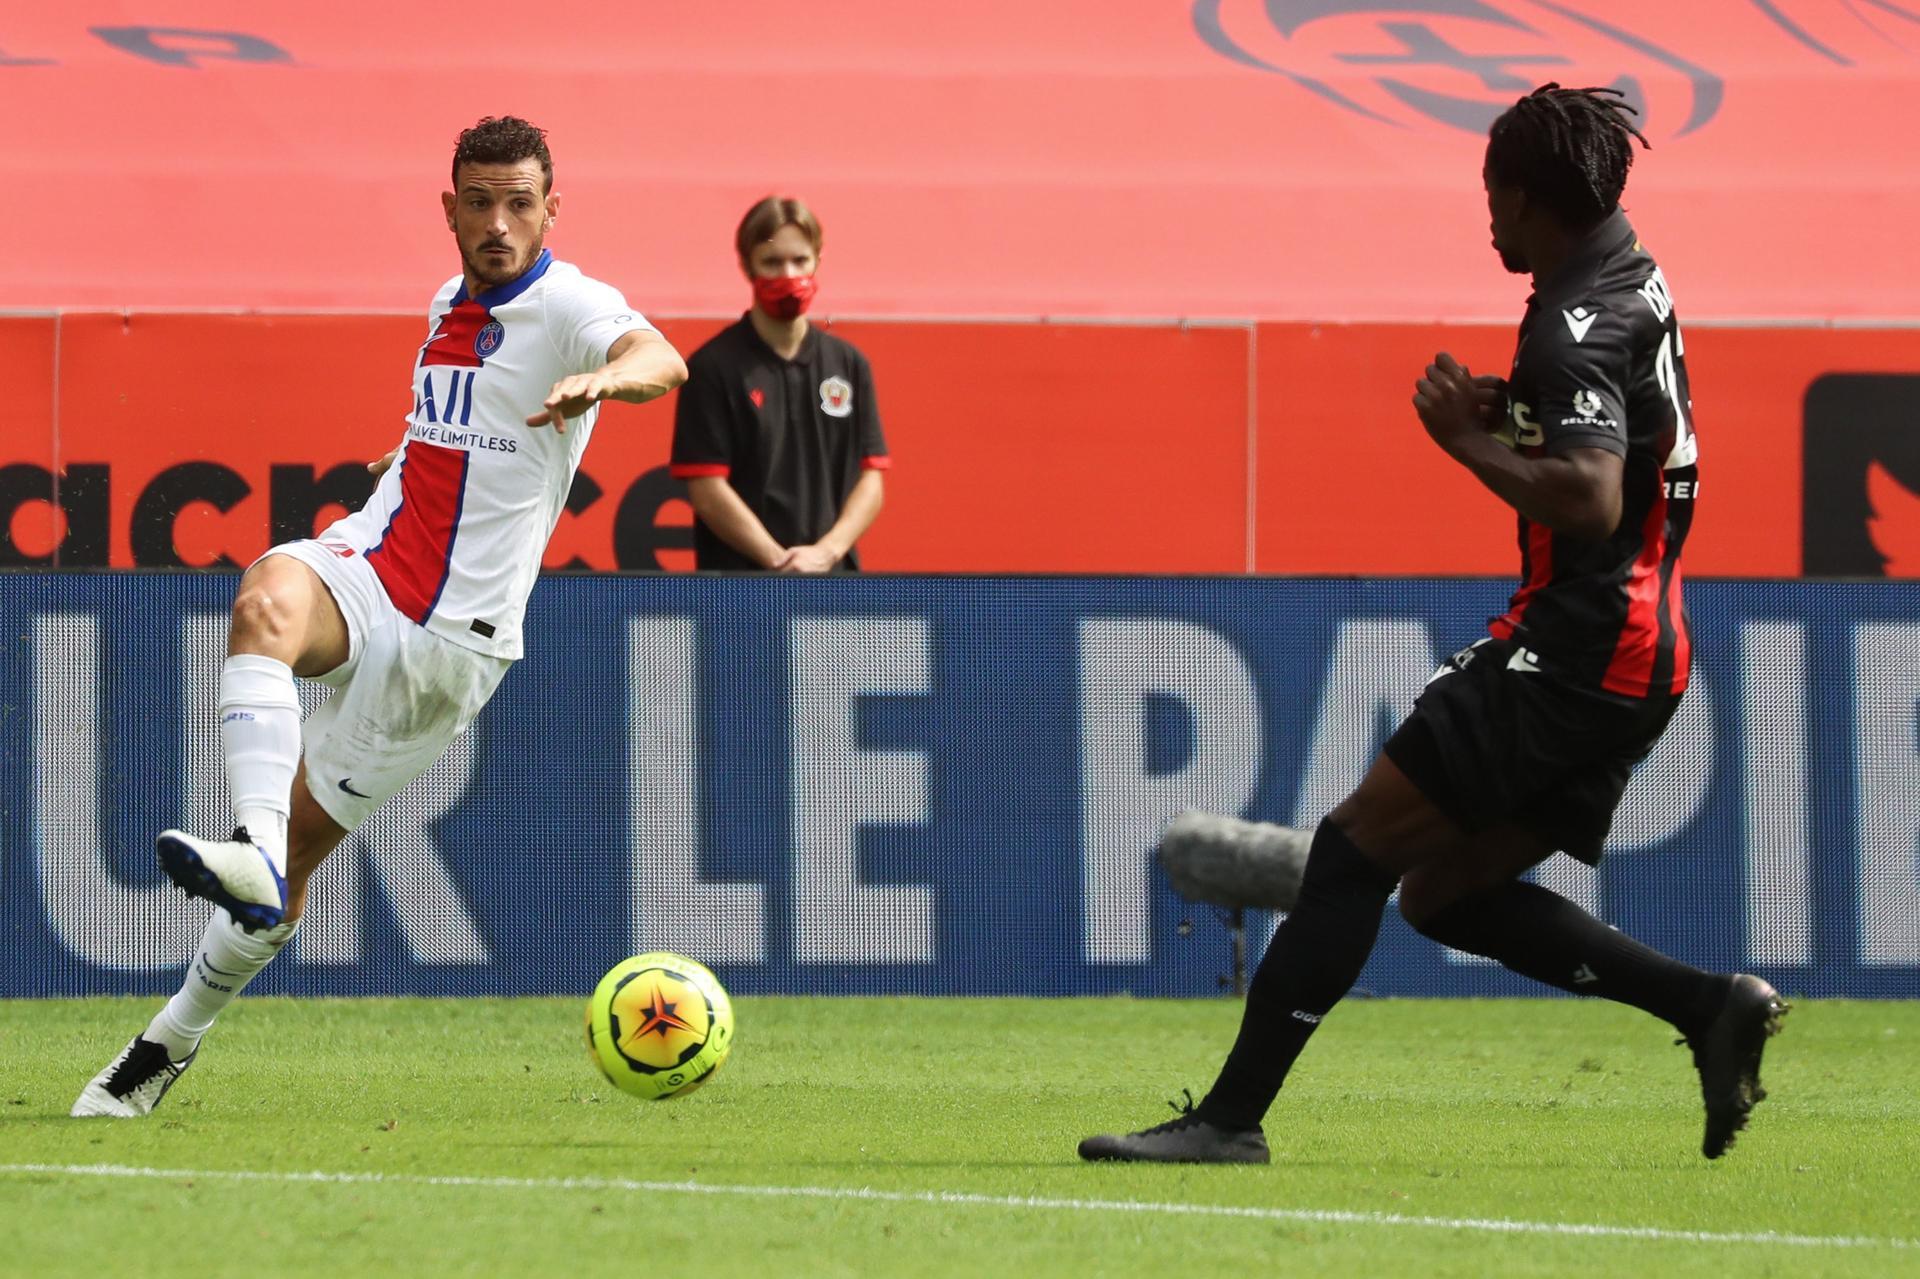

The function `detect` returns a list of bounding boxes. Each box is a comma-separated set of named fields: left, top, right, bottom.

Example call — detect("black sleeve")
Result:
left=854, top=351, right=888, bottom=465
left=1515, top=302, right=1634, bottom=459
left=670, top=349, right=734, bottom=476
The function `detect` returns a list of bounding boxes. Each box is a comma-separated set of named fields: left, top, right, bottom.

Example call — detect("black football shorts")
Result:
left=1382, top=636, right=1682, bottom=865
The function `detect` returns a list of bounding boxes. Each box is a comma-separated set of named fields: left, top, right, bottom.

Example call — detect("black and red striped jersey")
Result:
left=1488, top=211, right=1697, bottom=699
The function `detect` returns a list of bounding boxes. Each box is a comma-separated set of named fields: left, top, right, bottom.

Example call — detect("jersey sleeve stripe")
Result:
left=366, top=440, right=471, bottom=626
left=861, top=455, right=892, bottom=471
left=670, top=463, right=730, bottom=479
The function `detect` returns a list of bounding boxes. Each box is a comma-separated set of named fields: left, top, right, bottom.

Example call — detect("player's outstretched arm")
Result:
left=1413, top=352, right=1623, bottom=540
left=527, top=330, right=689, bottom=432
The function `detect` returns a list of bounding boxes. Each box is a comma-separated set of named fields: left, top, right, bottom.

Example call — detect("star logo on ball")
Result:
left=632, top=983, right=696, bottom=1039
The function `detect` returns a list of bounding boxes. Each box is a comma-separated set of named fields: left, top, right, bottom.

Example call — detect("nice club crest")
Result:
left=1192, top=0, right=1723, bottom=141
left=819, top=375, right=854, bottom=418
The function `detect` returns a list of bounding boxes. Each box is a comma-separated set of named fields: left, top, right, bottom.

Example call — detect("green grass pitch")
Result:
left=4, top=996, right=1917, bottom=1277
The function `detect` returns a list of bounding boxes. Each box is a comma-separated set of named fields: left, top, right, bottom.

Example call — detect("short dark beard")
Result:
left=463, top=229, right=545, bottom=290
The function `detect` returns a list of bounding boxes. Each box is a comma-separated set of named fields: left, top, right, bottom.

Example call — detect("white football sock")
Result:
left=219, top=653, right=300, bottom=874
left=148, top=911, right=301, bottom=1057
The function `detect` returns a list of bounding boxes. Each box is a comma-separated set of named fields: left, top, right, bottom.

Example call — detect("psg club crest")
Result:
left=421, top=300, right=496, bottom=369
left=819, top=375, right=854, bottom=418
left=475, top=319, right=505, bottom=359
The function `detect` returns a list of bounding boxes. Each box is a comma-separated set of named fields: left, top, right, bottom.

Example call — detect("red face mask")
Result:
left=752, top=274, right=817, bottom=320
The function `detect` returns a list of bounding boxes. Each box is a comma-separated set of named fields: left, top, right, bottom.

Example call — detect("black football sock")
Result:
left=1195, top=818, right=1400, bottom=1131
left=1415, top=880, right=1727, bottom=1035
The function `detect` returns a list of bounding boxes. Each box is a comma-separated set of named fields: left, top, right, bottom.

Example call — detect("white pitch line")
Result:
left=1, top=1163, right=1912, bottom=1252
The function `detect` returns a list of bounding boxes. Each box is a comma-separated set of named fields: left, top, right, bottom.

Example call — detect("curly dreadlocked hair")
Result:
left=1485, top=84, right=1650, bottom=228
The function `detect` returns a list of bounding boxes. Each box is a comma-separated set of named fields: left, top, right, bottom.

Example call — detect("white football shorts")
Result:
left=261, top=539, right=512, bottom=832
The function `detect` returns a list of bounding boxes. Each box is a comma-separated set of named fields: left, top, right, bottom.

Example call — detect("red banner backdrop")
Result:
left=1251, top=324, right=1920, bottom=576
left=3, top=3, right=1919, bottom=323
left=7, top=313, right=1920, bottom=577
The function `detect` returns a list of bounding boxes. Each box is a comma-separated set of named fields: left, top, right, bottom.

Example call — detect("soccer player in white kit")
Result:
left=73, top=116, right=688, bottom=1117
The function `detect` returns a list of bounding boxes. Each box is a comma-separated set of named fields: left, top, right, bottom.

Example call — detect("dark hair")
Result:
left=1485, top=84, right=1649, bottom=227
left=735, top=196, right=823, bottom=263
left=451, top=116, right=553, bottom=192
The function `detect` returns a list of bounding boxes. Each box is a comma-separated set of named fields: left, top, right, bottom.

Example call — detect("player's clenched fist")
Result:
left=1413, top=353, right=1506, bottom=451
left=527, top=372, right=616, bottom=431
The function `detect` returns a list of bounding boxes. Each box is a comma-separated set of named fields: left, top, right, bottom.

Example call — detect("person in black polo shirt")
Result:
left=1080, top=85, right=1786, bottom=1167
left=670, top=196, right=889, bottom=571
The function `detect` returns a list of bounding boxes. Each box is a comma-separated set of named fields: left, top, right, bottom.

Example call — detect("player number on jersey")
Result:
left=1654, top=329, right=1697, bottom=471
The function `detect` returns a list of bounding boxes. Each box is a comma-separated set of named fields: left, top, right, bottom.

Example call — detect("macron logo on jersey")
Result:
left=1563, top=306, right=1598, bottom=344
left=421, top=301, right=504, bottom=369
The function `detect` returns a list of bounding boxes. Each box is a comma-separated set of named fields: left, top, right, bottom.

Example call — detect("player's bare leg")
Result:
left=73, top=558, right=351, bottom=1118
left=284, top=758, right=351, bottom=920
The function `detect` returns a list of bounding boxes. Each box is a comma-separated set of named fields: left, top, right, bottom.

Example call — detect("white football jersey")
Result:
left=320, top=251, right=654, bottom=659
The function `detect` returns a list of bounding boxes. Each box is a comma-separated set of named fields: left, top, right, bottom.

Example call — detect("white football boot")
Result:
left=71, top=1036, right=197, bottom=1118
left=156, top=826, right=286, bottom=932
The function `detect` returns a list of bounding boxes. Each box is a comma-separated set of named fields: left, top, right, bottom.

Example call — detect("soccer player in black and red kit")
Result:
left=1080, top=85, right=1786, bottom=1165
